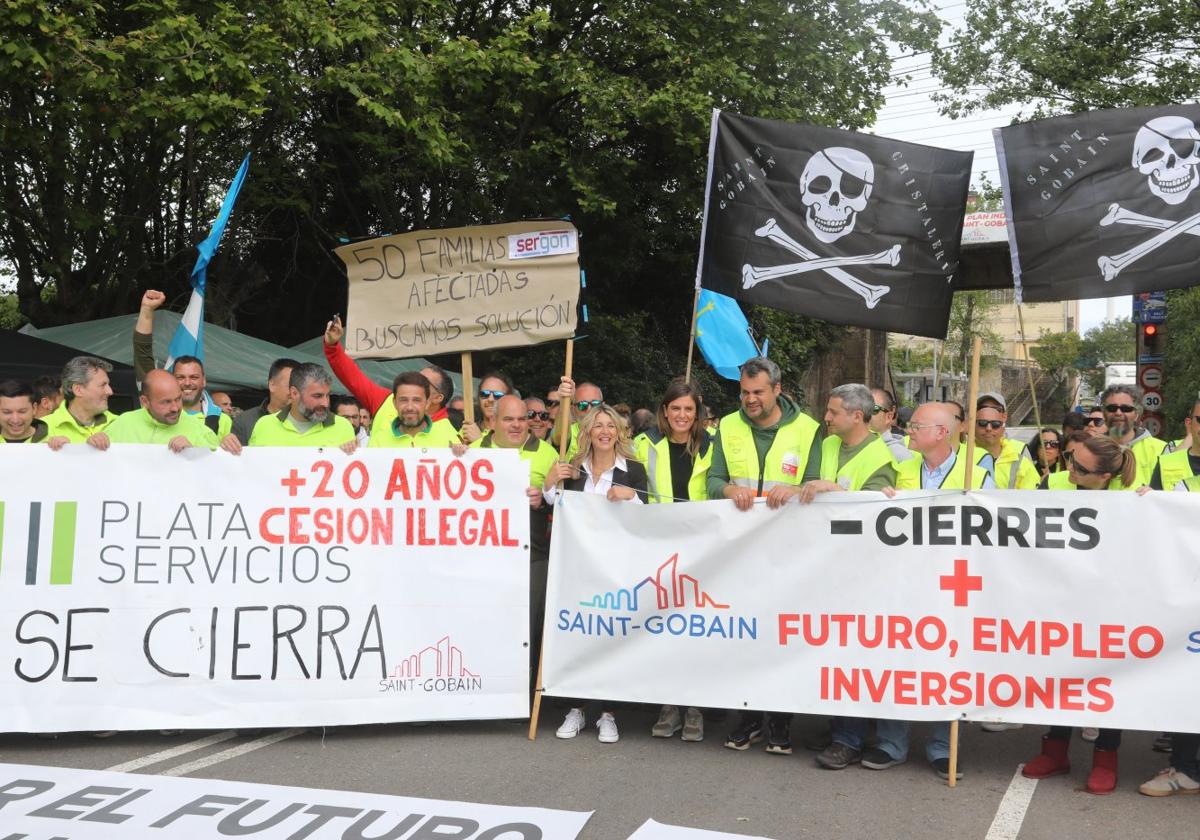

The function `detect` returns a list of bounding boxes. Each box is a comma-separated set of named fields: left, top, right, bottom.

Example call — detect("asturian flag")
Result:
left=165, top=154, right=251, bottom=370
left=694, top=289, right=763, bottom=379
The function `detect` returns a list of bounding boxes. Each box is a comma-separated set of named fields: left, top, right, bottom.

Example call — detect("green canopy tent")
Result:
left=20, top=314, right=459, bottom=405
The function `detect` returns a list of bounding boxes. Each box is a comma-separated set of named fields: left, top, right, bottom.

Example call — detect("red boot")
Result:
left=1086, top=748, right=1118, bottom=795
left=1022, top=735, right=1071, bottom=778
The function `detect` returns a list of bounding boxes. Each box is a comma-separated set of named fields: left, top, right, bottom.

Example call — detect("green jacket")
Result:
left=249, top=408, right=356, bottom=447
left=107, top=408, right=219, bottom=448
left=42, top=402, right=117, bottom=443
left=707, top=395, right=822, bottom=498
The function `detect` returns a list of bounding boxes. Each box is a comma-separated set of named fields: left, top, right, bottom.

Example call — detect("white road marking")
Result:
left=159, top=728, right=306, bottom=777
left=105, top=730, right=239, bottom=773
left=985, top=765, right=1039, bottom=840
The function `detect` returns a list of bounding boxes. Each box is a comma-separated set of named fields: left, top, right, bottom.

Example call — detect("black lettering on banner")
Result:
left=996, top=507, right=1031, bottom=547
left=349, top=605, right=387, bottom=679
left=318, top=606, right=351, bottom=679
left=478, top=824, right=542, bottom=840
left=409, top=817, right=479, bottom=840
left=28, top=785, right=130, bottom=821
left=215, top=798, right=307, bottom=831
left=145, top=608, right=191, bottom=678
left=352, top=247, right=385, bottom=282
left=928, top=506, right=955, bottom=546
left=232, top=606, right=269, bottom=680
left=342, top=811, right=424, bottom=838
left=1068, top=508, right=1100, bottom=550
left=1035, top=508, right=1065, bottom=549
left=81, top=787, right=151, bottom=824
left=960, top=506, right=993, bottom=545
left=876, top=507, right=906, bottom=546
left=149, top=795, right=247, bottom=827
left=272, top=606, right=311, bottom=680
left=0, top=779, right=55, bottom=811
left=15, top=611, right=59, bottom=683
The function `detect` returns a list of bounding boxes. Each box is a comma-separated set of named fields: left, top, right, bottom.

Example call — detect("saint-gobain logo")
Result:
left=507, top=229, right=577, bottom=260
left=379, top=635, right=482, bottom=694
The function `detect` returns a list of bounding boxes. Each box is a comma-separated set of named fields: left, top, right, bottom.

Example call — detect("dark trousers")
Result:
left=1048, top=725, right=1121, bottom=751
left=1170, top=732, right=1200, bottom=780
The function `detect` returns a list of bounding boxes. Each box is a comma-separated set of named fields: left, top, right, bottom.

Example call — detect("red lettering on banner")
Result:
left=440, top=508, right=457, bottom=545
left=470, top=460, right=495, bottom=501
left=894, top=670, right=917, bottom=705
left=922, top=671, right=947, bottom=704
left=824, top=668, right=1118, bottom=713
left=778, top=614, right=801, bottom=645
left=974, top=617, right=996, bottom=652
left=1100, top=624, right=1125, bottom=658
left=1130, top=626, right=1164, bottom=658
left=384, top=461, right=411, bottom=500
left=289, top=508, right=310, bottom=543
left=1089, top=678, right=1114, bottom=712
left=417, top=460, right=441, bottom=500
left=259, top=508, right=284, bottom=544
left=1058, top=678, right=1085, bottom=710
left=1042, top=621, right=1068, bottom=653
left=405, top=507, right=518, bottom=547
left=888, top=615, right=913, bottom=649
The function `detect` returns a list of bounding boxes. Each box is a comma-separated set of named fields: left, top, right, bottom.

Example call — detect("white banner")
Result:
left=627, top=820, right=776, bottom=840
left=0, top=446, right=530, bottom=731
left=0, top=763, right=592, bottom=838
left=543, top=490, right=1200, bottom=732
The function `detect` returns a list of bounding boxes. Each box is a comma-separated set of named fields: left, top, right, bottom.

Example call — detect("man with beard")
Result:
left=1100, top=384, right=1165, bottom=487
left=44, top=356, right=117, bottom=450
left=248, top=364, right=356, bottom=451
left=105, top=370, right=218, bottom=450
left=706, top=356, right=821, bottom=757
left=367, top=371, right=460, bottom=448
left=0, top=380, right=49, bottom=443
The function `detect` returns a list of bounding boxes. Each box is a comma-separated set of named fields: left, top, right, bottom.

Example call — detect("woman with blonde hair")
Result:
left=543, top=404, right=648, bottom=743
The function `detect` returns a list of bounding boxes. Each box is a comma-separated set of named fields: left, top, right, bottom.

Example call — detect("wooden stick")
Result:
left=684, top=288, right=700, bottom=383
left=461, top=352, right=474, bottom=427
left=529, top=339, right=574, bottom=741
left=1016, top=304, right=1046, bottom=435
left=948, top=334, right=983, bottom=788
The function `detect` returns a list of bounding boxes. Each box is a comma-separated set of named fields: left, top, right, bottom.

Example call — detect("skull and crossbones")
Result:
left=741, top=147, right=894, bottom=308
left=1097, top=116, right=1200, bottom=281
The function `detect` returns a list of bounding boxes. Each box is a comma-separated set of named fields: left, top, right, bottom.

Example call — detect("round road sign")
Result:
left=1144, top=413, right=1164, bottom=437
left=1140, top=365, right=1163, bottom=389
left=1143, top=389, right=1163, bottom=413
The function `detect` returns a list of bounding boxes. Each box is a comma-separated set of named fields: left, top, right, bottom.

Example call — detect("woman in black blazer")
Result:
left=542, top=403, right=648, bottom=743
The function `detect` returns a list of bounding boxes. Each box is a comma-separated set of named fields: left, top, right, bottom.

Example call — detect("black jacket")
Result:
left=563, top=457, right=650, bottom=503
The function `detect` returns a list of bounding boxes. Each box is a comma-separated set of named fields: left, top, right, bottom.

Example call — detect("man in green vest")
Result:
left=799, top=383, right=896, bottom=504
left=708, top=356, right=821, bottom=755
left=368, top=371, right=462, bottom=449
left=245, top=364, right=357, bottom=450
left=0, top=380, right=48, bottom=443
left=550, top=377, right=603, bottom=460
left=105, top=370, right=219, bottom=450
left=1150, top=397, right=1200, bottom=490
left=973, top=392, right=1040, bottom=490
left=1100, top=384, right=1167, bottom=487
left=45, top=356, right=117, bottom=450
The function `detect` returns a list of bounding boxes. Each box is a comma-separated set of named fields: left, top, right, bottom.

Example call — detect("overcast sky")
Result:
left=870, top=1, right=1127, bottom=334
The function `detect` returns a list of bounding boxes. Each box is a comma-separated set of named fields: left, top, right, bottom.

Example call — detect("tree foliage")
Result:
left=946, top=291, right=1003, bottom=377
left=0, top=0, right=938, bottom=405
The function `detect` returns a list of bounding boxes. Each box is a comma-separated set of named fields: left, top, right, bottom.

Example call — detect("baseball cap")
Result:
left=976, top=392, right=1006, bottom=411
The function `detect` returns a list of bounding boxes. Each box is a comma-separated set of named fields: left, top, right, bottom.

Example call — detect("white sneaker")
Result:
left=1081, top=727, right=1099, bottom=742
left=682, top=707, right=705, bottom=742
left=652, top=705, right=681, bottom=738
left=597, top=712, right=619, bottom=743
left=556, top=708, right=586, bottom=739
left=980, top=722, right=1023, bottom=732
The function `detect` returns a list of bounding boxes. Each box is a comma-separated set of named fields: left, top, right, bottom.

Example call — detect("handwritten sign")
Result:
left=336, top=221, right=580, bottom=358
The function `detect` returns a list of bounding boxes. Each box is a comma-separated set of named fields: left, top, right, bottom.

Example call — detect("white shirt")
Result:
left=543, top=453, right=643, bottom=505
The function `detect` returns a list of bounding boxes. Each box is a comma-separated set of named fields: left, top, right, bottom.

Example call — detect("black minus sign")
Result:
left=830, top=520, right=863, bottom=535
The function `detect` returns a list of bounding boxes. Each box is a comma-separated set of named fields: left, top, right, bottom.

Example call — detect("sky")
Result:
left=870, top=0, right=1127, bottom=335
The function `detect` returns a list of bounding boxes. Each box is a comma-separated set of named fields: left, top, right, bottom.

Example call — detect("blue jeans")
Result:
left=831, top=717, right=952, bottom=762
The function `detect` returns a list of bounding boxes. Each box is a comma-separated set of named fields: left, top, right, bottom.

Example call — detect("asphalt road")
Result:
left=1, top=711, right=1196, bottom=839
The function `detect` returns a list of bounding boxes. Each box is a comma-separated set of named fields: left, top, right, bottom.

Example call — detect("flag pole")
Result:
left=684, top=288, right=701, bottom=383
left=1016, top=304, right=1046, bottom=435
left=950, top=333, right=983, bottom=789
left=529, top=338, right=574, bottom=741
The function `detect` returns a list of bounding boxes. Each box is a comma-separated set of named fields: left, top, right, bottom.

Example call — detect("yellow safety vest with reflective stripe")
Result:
left=987, top=437, right=1040, bottom=489
left=1179, top=474, right=1200, bottom=492
left=894, top=451, right=990, bottom=490
left=473, top=432, right=558, bottom=489
left=368, top=411, right=460, bottom=448
left=42, top=403, right=116, bottom=443
left=634, top=431, right=713, bottom=503
left=718, top=410, right=820, bottom=494
left=1045, top=470, right=1131, bottom=491
left=1129, top=434, right=1168, bottom=487
left=1156, top=447, right=1197, bottom=490
left=818, top=434, right=894, bottom=490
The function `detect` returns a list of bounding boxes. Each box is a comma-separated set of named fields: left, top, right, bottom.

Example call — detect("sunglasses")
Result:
left=871, top=404, right=888, bottom=415
left=1042, top=440, right=1061, bottom=449
left=1085, top=417, right=1105, bottom=426
left=976, top=419, right=1004, bottom=430
left=576, top=399, right=603, bottom=412
left=479, top=389, right=506, bottom=400
left=1103, top=403, right=1137, bottom=413
left=1067, top=453, right=1106, bottom=477
left=527, top=410, right=550, bottom=421
left=545, top=399, right=560, bottom=408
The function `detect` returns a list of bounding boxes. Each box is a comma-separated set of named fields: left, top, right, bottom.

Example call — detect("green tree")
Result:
left=1030, top=329, right=1081, bottom=412
left=946, top=291, right=1003, bottom=379
left=1078, top=317, right=1135, bottom=392
left=1164, top=288, right=1200, bottom=438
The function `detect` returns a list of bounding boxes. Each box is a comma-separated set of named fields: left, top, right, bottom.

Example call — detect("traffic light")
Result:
left=1141, top=322, right=1166, bottom=358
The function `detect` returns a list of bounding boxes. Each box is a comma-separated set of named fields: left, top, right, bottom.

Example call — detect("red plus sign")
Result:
left=280, top=468, right=307, bottom=496
left=940, top=558, right=982, bottom=607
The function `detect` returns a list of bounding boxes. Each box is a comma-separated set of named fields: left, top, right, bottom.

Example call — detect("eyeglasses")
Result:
left=545, top=399, right=560, bottom=408
left=1042, top=440, right=1061, bottom=449
left=479, top=389, right=506, bottom=400
left=906, top=422, right=945, bottom=433
left=1085, top=417, right=1106, bottom=426
left=576, top=399, right=603, bottom=412
left=1103, top=403, right=1137, bottom=413
left=527, top=410, right=550, bottom=421
left=871, top=404, right=888, bottom=415
left=976, top=419, right=1004, bottom=430
left=1067, top=453, right=1106, bottom=477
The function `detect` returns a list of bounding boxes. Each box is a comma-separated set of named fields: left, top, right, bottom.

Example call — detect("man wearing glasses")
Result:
left=1149, top=398, right=1200, bottom=490
left=1099, top=384, right=1165, bottom=487
left=551, top=377, right=604, bottom=459
left=869, top=387, right=913, bottom=463
left=973, top=393, right=1039, bottom=490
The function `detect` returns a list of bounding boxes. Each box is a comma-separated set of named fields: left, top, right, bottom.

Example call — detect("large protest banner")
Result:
left=995, top=104, right=1200, bottom=302
left=335, top=221, right=580, bottom=358
left=0, top=763, right=593, bottom=839
left=543, top=491, right=1200, bottom=732
left=0, top=447, right=529, bottom=732
left=695, top=110, right=973, bottom=338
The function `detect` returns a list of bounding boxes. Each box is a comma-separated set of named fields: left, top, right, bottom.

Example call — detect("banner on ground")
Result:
left=335, top=221, right=580, bottom=358
left=0, top=763, right=593, bottom=839
left=695, top=110, right=973, bottom=339
left=0, top=447, right=530, bottom=732
left=543, top=491, right=1200, bottom=732
left=995, top=104, right=1200, bottom=302
left=628, top=820, right=776, bottom=840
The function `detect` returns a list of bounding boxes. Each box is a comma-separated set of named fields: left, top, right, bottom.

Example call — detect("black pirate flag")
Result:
left=996, top=104, right=1200, bottom=302
left=695, top=110, right=974, bottom=339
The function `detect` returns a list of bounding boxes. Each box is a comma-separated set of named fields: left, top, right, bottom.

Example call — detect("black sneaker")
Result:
left=816, top=742, right=862, bottom=769
left=765, top=715, right=793, bottom=755
left=723, top=713, right=764, bottom=751
left=931, top=757, right=964, bottom=780
left=862, top=746, right=906, bottom=770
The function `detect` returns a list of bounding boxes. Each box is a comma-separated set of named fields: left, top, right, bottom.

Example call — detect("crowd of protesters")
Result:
left=3, top=289, right=1197, bottom=797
